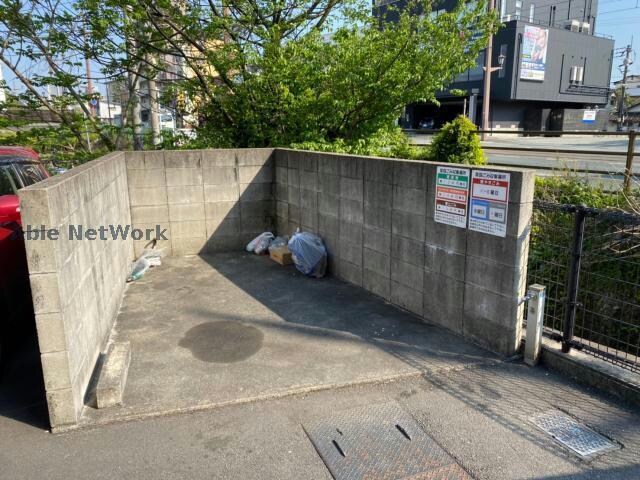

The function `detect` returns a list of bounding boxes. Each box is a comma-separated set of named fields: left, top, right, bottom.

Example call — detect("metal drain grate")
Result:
left=530, top=411, right=618, bottom=458
left=303, top=402, right=472, bottom=480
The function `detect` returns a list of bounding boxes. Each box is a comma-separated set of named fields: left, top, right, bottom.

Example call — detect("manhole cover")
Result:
left=530, top=411, right=619, bottom=458
left=303, top=402, right=472, bottom=480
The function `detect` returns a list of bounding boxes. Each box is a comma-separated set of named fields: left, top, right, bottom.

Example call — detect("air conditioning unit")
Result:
left=564, top=19, right=580, bottom=32
left=581, top=22, right=591, bottom=34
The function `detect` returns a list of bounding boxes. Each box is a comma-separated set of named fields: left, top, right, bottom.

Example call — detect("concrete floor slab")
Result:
left=80, top=253, right=498, bottom=427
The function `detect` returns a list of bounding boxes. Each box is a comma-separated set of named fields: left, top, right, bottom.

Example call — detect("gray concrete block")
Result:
left=300, top=189, right=318, bottom=211
left=465, top=256, right=526, bottom=298
left=166, top=168, right=203, bottom=187
left=203, top=166, right=237, bottom=185
left=364, top=159, right=394, bottom=184
left=274, top=149, right=289, bottom=168
left=339, top=156, right=363, bottom=178
left=394, top=162, right=427, bottom=190
left=287, top=186, right=301, bottom=206
left=205, top=201, right=240, bottom=219
left=391, top=210, right=425, bottom=242
left=276, top=201, right=288, bottom=219
left=363, top=226, right=391, bottom=255
left=300, top=172, right=319, bottom=191
left=336, top=259, right=362, bottom=286
left=170, top=220, right=206, bottom=239
left=391, top=281, right=423, bottom=317
left=275, top=166, right=288, bottom=185
left=131, top=205, right=169, bottom=223
left=169, top=203, right=205, bottom=222
left=142, top=151, right=165, bottom=169
left=164, top=150, right=202, bottom=168
left=391, top=235, right=425, bottom=267
left=287, top=167, right=300, bottom=187
left=393, top=185, right=426, bottom=215
left=339, top=221, right=363, bottom=245
left=35, top=313, right=67, bottom=353
left=127, top=169, right=166, bottom=188
left=289, top=204, right=301, bottom=223
left=45, top=388, right=78, bottom=427
left=204, top=235, right=245, bottom=253
left=364, top=181, right=392, bottom=207
left=167, top=185, right=204, bottom=205
left=30, top=273, right=61, bottom=314
left=241, top=200, right=275, bottom=218
left=240, top=183, right=273, bottom=201
left=391, top=259, right=424, bottom=290
left=463, top=315, right=520, bottom=356
left=201, top=149, right=236, bottom=167
left=424, top=217, right=467, bottom=254
left=466, top=231, right=529, bottom=268
left=318, top=155, right=339, bottom=175
left=204, top=184, right=239, bottom=203
left=463, top=282, right=521, bottom=332
left=318, top=173, right=340, bottom=196
left=41, top=351, right=72, bottom=390
left=363, top=248, right=390, bottom=277
left=172, top=237, right=207, bottom=255
left=364, top=205, right=392, bottom=231
left=22, top=235, right=57, bottom=274
left=239, top=165, right=273, bottom=184
left=128, top=187, right=167, bottom=207
left=319, top=213, right=339, bottom=238
left=96, top=342, right=131, bottom=409
left=340, top=177, right=364, bottom=202
left=275, top=183, right=288, bottom=201
left=424, top=244, right=466, bottom=281
left=339, top=241, right=362, bottom=266
left=339, top=198, right=363, bottom=224
left=235, top=148, right=274, bottom=166
left=423, top=270, right=464, bottom=333
left=301, top=210, right=318, bottom=232
left=125, top=152, right=144, bottom=170
left=206, top=217, right=240, bottom=237
left=319, top=194, right=339, bottom=217
left=241, top=216, right=273, bottom=235
left=363, top=268, right=391, bottom=300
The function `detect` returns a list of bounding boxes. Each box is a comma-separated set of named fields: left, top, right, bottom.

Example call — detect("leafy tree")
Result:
left=428, top=115, right=485, bottom=165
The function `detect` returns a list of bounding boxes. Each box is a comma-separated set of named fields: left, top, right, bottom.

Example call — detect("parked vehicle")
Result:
left=0, top=147, right=49, bottom=373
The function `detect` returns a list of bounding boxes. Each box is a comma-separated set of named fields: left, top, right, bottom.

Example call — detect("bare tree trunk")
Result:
left=147, top=56, right=162, bottom=147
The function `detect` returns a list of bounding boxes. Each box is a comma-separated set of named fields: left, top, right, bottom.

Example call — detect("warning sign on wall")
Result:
left=468, top=170, right=510, bottom=237
left=434, top=166, right=470, bottom=228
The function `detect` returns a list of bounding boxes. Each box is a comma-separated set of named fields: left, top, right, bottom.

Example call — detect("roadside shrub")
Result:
left=429, top=115, right=485, bottom=165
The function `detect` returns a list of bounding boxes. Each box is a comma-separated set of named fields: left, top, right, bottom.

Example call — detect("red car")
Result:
left=0, top=147, right=49, bottom=370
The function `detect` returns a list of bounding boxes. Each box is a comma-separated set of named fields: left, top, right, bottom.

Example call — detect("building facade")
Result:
left=377, top=0, right=615, bottom=131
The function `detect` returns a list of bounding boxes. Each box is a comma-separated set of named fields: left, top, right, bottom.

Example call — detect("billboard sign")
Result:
left=520, top=26, right=548, bottom=81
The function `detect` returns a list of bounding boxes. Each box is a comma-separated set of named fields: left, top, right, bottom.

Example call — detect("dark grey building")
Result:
left=377, top=0, right=615, bottom=131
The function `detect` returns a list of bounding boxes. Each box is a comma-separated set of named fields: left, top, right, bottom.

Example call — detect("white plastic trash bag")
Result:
left=288, top=231, right=327, bottom=278
left=246, top=232, right=274, bottom=254
left=268, top=236, right=288, bottom=252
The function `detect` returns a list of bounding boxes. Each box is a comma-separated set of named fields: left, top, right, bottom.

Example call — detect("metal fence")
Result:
left=528, top=201, right=640, bottom=372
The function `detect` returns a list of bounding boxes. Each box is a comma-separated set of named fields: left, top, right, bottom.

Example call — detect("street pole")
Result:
left=617, top=44, right=632, bottom=131
left=481, top=0, right=496, bottom=141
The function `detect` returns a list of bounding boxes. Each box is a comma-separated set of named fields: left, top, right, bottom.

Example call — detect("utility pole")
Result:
left=617, top=44, right=633, bottom=131
left=0, top=62, right=6, bottom=104
left=481, top=0, right=497, bottom=141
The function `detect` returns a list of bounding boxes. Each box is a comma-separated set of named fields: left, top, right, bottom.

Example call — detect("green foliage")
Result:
left=534, top=175, right=638, bottom=209
left=428, top=115, right=485, bottom=165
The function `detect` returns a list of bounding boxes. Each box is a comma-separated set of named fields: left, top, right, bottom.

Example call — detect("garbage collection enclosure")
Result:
left=19, top=149, right=534, bottom=429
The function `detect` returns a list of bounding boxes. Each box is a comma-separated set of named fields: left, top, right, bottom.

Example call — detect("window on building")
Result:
left=500, top=0, right=507, bottom=21
left=529, top=4, right=535, bottom=22
left=515, top=0, right=522, bottom=19
left=499, top=44, right=508, bottom=78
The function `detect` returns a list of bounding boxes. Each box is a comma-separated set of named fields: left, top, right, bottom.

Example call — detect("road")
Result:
left=408, top=132, right=640, bottom=189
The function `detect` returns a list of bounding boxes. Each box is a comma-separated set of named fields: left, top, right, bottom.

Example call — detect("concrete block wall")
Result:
left=19, top=152, right=134, bottom=428
left=126, top=149, right=275, bottom=256
left=275, top=149, right=535, bottom=356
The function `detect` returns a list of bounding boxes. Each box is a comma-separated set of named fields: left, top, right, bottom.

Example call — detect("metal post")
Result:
left=480, top=0, right=496, bottom=141
left=623, top=130, right=636, bottom=194
left=562, top=207, right=586, bottom=353
left=525, top=284, right=546, bottom=366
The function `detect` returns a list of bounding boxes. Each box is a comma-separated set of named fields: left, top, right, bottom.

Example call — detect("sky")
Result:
left=594, top=0, right=639, bottom=83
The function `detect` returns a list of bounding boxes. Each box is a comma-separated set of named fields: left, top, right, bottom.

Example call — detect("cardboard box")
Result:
left=270, top=246, right=293, bottom=265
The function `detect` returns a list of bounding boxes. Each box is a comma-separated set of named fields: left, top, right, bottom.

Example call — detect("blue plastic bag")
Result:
left=288, top=231, right=327, bottom=278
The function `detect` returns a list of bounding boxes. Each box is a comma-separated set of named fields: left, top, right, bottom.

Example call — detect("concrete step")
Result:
left=96, top=342, right=131, bottom=409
